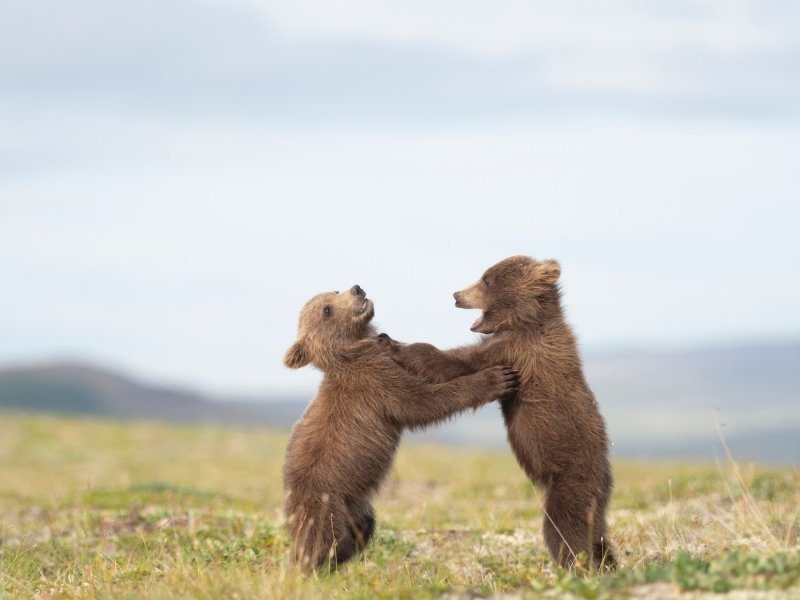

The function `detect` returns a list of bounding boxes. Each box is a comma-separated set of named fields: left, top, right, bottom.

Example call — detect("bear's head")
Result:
left=284, top=284, right=375, bottom=370
left=453, top=255, right=561, bottom=334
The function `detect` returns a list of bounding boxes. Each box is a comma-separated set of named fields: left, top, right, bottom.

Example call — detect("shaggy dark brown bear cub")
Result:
left=380, top=257, right=615, bottom=569
left=283, top=284, right=519, bottom=572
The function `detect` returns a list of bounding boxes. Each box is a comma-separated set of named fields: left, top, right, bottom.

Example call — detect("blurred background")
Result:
left=1, top=0, right=798, bottom=462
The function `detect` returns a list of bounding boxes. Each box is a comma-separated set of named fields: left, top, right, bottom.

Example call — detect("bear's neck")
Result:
left=312, top=324, right=378, bottom=372
left=515, top=286, right=567, bottom=335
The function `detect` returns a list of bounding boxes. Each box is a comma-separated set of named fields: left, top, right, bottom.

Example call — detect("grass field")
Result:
left=0, top=411, right=798, bottom=599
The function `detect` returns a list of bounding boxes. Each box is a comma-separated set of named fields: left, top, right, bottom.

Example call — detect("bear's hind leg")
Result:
left=291, top=508, right=335, bottom=572
left=543, top=478, right=613, bottom=570
left=353, top=504, right=376, bottom=550
left=594, top=538, right=616, bottom=570
left=589, top=463, right=616, bottom=570
left=323, top=498, right=366, bottom=572
left=291, top=497, right=362, bottom=573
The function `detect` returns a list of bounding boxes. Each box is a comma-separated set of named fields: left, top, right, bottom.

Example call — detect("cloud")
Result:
left=1, top=0, right=799, bottom=120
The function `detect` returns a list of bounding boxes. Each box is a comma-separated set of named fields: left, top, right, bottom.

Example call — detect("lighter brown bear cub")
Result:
left=382, top=257, right=616, bottom=569
left=283, top=284, right=519, bottom=572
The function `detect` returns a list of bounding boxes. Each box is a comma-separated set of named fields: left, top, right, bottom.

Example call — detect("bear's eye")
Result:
left=483, top=276, right=491, bottom=286
left=323, top=306, right=332, bottom=317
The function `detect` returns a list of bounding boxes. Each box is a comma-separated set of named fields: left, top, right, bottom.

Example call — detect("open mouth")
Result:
left=356, top=298, right=371, bottom=315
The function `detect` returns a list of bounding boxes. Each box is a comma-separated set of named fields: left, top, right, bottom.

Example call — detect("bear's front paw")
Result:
left=479, top=365, right=520, bottom=403
left=376, top=333, right=401, bottom=350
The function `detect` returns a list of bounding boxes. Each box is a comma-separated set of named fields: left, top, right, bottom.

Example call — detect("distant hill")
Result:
left=0, top=362, right=301, bottom=427
left=1, top=341, right=798, bottom=463
left=584, top=341, right=800, bottom=461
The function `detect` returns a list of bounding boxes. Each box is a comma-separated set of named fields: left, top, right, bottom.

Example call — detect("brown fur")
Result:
left=283, top=284, right=519, bottom=572
left=380, top=257, right=616, bottom=569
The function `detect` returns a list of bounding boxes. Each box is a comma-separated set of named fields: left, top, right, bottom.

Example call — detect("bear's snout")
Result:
left=453, top=290, right=470, bottom=308
left=351, top=284, right=364, bottom=296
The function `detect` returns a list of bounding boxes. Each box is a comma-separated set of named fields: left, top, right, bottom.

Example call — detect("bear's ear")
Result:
left=536, top=259, right=561, bottom=285
left=284, top=339, right=311, bottom=369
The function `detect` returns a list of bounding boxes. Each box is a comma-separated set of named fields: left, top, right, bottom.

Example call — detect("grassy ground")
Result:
left=0, top=411, right=798, bottom=599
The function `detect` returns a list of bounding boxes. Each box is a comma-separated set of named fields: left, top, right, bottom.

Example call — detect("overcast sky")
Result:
left=2, top=0, right=799, bottom=395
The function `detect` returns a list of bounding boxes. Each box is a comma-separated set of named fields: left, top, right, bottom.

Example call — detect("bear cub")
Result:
left=283, top=284, right=519, bottom=572
left=382, top=257, right=616, bottom=569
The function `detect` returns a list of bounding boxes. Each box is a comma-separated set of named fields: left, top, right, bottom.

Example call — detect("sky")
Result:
left=2, top=0, right=799, bottom=395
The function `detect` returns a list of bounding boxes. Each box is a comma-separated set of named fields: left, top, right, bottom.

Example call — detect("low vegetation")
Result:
left=0, top=411, right=798, bottom=598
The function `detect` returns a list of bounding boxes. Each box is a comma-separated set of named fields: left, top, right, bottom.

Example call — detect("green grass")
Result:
left=0, top=411, right=798, bottom=599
